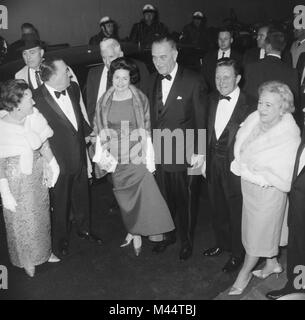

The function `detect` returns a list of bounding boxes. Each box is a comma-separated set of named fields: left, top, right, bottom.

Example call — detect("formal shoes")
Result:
left=222, top=256, right=243, bottom=273
left=266, top=287, right=295, bottom=300
left=120, top=233, right=134, bottom=247
left=120, top=233, right=142, bottom=256
left=48, top=253, right=61, bottom=263
left=58, top=240, right=69, bottom=257
left=24, top=266, right=35, bottom=277
left=228, top=274, right=253, bottom=296
left=133, top=235, right=142, bottom=257
left=77, top=231, right=102, bottom=245
left=152, top=236, right=176, bottom=254
left=179, top=245, right=192, bottom=261
left=252, top=264, right=283, bottom=280
left=89, top=233, right=103, bottom=245
left=203, top=246, right=223, bottom=257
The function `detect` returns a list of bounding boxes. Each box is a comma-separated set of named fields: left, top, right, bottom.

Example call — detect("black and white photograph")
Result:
left=0, top=0, right=305, bottom=305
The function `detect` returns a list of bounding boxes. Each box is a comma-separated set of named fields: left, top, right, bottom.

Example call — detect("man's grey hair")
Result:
left=100, top=38, right=122, bottom=54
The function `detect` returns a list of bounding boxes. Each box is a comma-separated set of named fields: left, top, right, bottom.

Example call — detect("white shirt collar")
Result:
left=226, top=86, right=240, bottom=100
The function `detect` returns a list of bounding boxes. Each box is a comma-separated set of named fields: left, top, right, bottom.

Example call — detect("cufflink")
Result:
left=177, top=96, right=182, bottom=100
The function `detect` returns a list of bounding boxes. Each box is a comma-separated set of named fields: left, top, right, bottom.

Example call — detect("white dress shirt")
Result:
left=45, top=84, right=78, bottom=130
left=214, top=86, right=240, bottom=139
left=161, top=63, right=178, bottom=105
left=29, top=68, right=41, bottom=89
left=298, top=146, right=305, bottom=175
left=259, top=48, right=266, bottom=59
left=97, top=66, right=108, bottom=103
left=217, top=48, right=231, bottom=60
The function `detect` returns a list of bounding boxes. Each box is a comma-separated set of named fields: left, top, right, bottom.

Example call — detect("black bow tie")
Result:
left=219, top=94, right=231, bottom=101
left=160, top=74, right=172, bottom=81
left=54, top=90, right=66, bottom=99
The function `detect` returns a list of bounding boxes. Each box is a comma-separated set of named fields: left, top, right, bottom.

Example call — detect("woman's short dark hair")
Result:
left=0, top=79, right=29, bottom=112
left=109, top=57, right=140, bottom=85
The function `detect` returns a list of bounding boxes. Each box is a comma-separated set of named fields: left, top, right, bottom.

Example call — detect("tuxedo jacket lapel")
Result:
left=41, top=84, right=78, bottom=133
left=163, top=66, right=183, bottom=109
left=292, top=141, right=305, bottom=183
left=208, top=94, right=218, bottom=145
left=93, top=65, right=104, bottom=103
left=226, top=93, right=247, bottom=147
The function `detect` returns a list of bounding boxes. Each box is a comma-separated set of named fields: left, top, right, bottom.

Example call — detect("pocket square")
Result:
left=177, top=96, right=182, bottom=100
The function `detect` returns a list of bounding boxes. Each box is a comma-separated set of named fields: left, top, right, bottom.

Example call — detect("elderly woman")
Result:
left=0, top=80, right=60, bottom=277
left=93, top=57, right=174, bottom=256
left=229, top=81, right=301, bottom=295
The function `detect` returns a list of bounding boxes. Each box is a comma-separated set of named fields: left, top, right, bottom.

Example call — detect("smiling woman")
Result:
left=229, top=81, right=301, bottom=295
left=0, top=79, right=60, bottom=278
left=93, top=57, right=175, bottom=256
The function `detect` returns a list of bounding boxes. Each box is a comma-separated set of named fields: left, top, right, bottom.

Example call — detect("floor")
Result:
left=0, top=177, right=287, bottom=300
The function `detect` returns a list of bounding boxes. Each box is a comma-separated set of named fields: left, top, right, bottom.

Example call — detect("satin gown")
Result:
left=108, top=98, right=175, bottom=236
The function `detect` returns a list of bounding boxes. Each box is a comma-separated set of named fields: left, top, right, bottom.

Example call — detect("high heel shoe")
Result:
left=48, top=253, right=61, bottom=263
left=24, top=266, right=35, bottom=277
left=120, top=233, right=134, bottom=247
left=252, top=264, right=283, bottom=279
left=228, top=274, right=253, bottom=296
left=133, top=236, right=142, bottom=256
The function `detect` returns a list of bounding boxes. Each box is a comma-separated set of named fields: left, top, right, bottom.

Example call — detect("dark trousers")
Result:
left=50, top=165, right=90, bottom=254
left=155, top=165, right=200, bottom=247
left=207, top=155, right=244, bottom=257
left=285, top=205, right=305, bottom=291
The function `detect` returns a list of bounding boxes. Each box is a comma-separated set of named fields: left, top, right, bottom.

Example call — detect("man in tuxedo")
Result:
left=202, top=59, right=254, bottom=272
left=266, top=131, right=305, bottom=299
left=243, top=25, right=268, bottom=66
left=86, top=38, right=149, bottom=126
left=290, top=26, right=305, bottom=68
left=244, top=26, right=300, bottom=128
left=15, top=40, right=90, bottom=124
left=34, top=57, right=102, bottom=258
left=147, top=36, right=207, bottom=260
left=297, top=52, right=305, bottom=129
left=202, top=27, right=242, bottom=92
left=243, top=25, right=292, bottom=68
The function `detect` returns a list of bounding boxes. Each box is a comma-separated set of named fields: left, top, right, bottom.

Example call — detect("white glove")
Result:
left=191, top=154, right=205, bottom=169
left=0, top=179, right=17, bottom=212
left=48, top=157, right=60, bottom=187
left=146, top=136, right=155, bottom=173
left=201, top=159, right=206, bottom=178
left=93, top=136, right=117, bottom=173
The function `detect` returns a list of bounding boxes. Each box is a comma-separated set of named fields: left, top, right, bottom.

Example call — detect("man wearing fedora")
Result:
left=15, top=39, right=90, bottom=124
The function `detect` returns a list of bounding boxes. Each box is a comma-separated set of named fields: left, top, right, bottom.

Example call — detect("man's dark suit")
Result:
left=86, top=59, right=150, bottom=125
left=202, top=49, right=242, bottom=92
left=284, top=136, right=305, bottom=292
left=34, top=81, right=92, bottom=255
left=206, top=90, right=254, bottom=257
left=147, top=65, right=207, bottom=251
left=244, top=55, right=301, bottom=128
left=243, top=47, right=292, bottom=67
left=297, top=52, right=305, bottom=130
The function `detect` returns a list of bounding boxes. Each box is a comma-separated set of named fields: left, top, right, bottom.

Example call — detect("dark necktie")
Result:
left=219, top=94, right=231, bottom=101
left=106, top=70, right=112, bottom=90
left=222, top=51, right=225, bottom=58
left=160, top=74, right=172, bottom=81
left=54, top=90, right=66, bottom=99
left=35, top=70, right=42, bottom=87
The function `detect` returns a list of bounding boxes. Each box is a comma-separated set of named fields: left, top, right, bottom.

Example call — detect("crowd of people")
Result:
left=0, top=3, right=305, bottom=300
